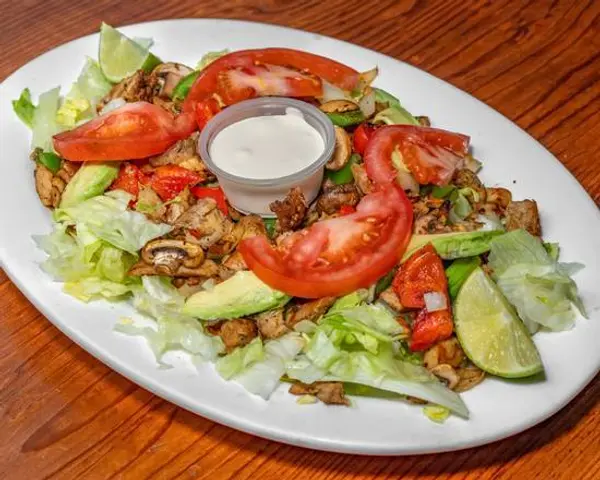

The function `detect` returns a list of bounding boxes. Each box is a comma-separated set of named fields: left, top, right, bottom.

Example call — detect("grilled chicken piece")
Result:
left=254, top=308, right=289, bottom=339
left=270, top=187, right=307, bottom=233
left=98, top=70, right=155, bottom=110
left=217, top=318, right=258, bottom=353
left=149, top=132, right=210, bottom=176
left=32, top=149, right=79, bottom=209
left=175, top=198, right=233, bottom=249
left=453, top=169, right=486, bottom=203
left=289, top=382, right=350, bottom=406
left=351, top=163, right=372, bottom=195
left=316, top=184, right=360, bottom=215
left=378, top=287, right=404, bottom=312
left=285, top=297, right=337, bottom=328
left=505, top=200, right=541, bottom=236
left=164, top=187, right=195, bottom=224
left=209, top=214, right=268, bottom=256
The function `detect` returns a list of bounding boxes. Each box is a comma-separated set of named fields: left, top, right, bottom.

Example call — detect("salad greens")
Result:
left=488, top=230, right=586, bottom=333
left=12, top=88, right=36, bottom=127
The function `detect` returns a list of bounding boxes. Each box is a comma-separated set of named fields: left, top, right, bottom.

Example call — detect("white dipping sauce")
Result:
left=209, top=107, right=325, bottom=179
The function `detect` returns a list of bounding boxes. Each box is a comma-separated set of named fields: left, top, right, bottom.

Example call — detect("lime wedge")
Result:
left=99, top=23, right=160, bottom=83
left=454, top=267, right=543, bottom=378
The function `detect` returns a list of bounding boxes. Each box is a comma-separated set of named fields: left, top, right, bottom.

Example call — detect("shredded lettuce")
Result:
left=12, top=88, right=36, bottom=127
left=115, top=277, right=224, bottom=364
left=55, top=190, right=172, bottom=254
left=216, top=337, right=264, bottom=380
left=285, top=301, right=467, bottom=416
left=34, top=223, right=137, bottom=302
left=232, top=333, right=305, bottom=399
left=57, top=58, right=113, bottom=127
left=423, top=405, right=450, bottom=423
left=31, top=87, right=63, bottom=151
left=488, top=230, right=586, bottom=333
left=196, top=49, right=229, bottom=70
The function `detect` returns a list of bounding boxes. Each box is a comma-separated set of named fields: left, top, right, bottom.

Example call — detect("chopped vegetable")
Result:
left=32, top=87, right=63, bottom=152
left=190, top=186, right=228, bottom=215
left=195, top=49, right=230, bottom=70
left=326, top=153, right=360, bottom=185
left=405, top=231, right=504, bottom=260
left=12, top=88, right=36, bottom=127
left=445, top=257, right=481, bottom=300
left=423, top=405, right=450, bottom=423
left=216, top=337, right=265, bottom=379
left=171, top=70, right=201, bottom=101
left=326, top=110, right=365, bottom=127
left=373, top=106, right=419, bottom=126
left=32, top=149, right=62, bottom=174
left=488, top=230, right=586, bottom=333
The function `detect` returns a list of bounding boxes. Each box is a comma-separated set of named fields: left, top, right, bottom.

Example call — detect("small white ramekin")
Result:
left=197, top=97, right=335, bottom=216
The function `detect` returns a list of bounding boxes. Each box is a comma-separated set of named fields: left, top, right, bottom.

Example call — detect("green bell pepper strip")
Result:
left=171, top=70, right=201, bottom=101
left=32, top=149, right=62, bottom=173
left=326, top=153, right=361, bottom=185
left=326, top=110, right=365, bottom=128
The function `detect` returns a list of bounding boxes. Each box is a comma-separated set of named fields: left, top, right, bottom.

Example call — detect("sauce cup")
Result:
left=198, top=97, right=335, bottom=216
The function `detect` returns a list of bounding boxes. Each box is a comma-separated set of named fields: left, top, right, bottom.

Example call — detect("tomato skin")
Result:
left=149, top=165, right=203, bottom=201
left=195, top=97, right=222, bottom=130
left=364, top=125, right=470, bottom=186
left=183, top=48, right=361, bottom=114
left=239, top=184, right=413, bottom=298
left=110, top=163, right=144, bottom=198
left=353, top=123, right=376, bottom=156
left=410, top=309, right=454, bottom=351
left=392, top=244, right=447, bottom=308
left=190, top=186, right=229, bottom=215
left=53, top=103, right=197, bottom=162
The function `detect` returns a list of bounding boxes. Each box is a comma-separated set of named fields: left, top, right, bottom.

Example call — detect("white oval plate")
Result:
left=1, top=19, right=599, bottom=455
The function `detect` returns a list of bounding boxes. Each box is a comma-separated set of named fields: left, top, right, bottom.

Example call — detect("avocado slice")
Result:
left=60, top=163, right=119, bottom=208
left=183, top=271, right=291, bottom=320
left=404, top=230, right=504, bottom=261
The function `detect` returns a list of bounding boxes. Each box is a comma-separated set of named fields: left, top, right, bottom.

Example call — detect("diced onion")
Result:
left=321, top=80, right=349, bottom=103
left=476, top=214, right=504, bottom=232
left=359, top=89, right=376, bottom=117
left=424, top=292, right=447, bottom=312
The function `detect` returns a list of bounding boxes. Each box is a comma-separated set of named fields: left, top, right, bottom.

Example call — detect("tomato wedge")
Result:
left=149, top=165, right=204, bottom=201
left=239, top=184, right=413, bottom=298
left=393, top=244, right=453, bottom=351
left=183, top=48, right=362, bottom=114
left=364, top=125, right=470, bottom=186
left=53, top=103, right=196, bottom=162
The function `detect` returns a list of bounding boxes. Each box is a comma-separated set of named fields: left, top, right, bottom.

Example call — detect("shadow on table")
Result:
left=201, top=374, right=599, bottom=477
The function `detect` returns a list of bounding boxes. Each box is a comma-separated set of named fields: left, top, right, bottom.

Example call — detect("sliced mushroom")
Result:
left=141, top=239, right=205, bottom=276
left=455, top=365, right=485, bottom=392
left=319, top=99, right=359, bottom=113
left=128, top=258, right=219, bottom=278
left=326, top=126, right=352, bottom=171
left=150, top=62, right=193, bottom=98
left=430, top=364, right=459, bottom=390
left=423, top=338, right=465, bottom=369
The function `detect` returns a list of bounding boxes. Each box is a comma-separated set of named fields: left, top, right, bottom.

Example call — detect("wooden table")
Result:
left=1, top=0, right=599, bottom=478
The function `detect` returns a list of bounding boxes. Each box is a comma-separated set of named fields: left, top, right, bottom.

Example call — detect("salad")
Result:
left=12, top=23, right=587, bottom=421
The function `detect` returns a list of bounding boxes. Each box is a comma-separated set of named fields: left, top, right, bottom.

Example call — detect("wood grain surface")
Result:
left=1, top=0, right=599, bottom=478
